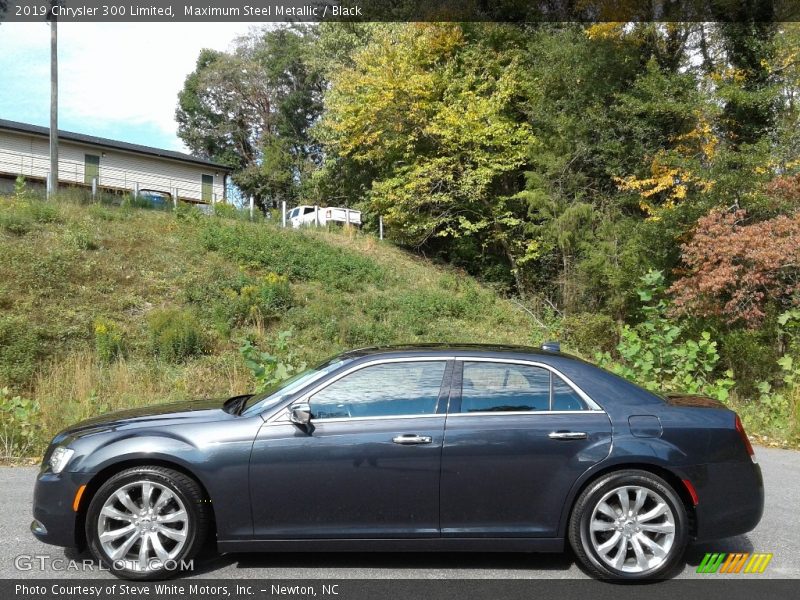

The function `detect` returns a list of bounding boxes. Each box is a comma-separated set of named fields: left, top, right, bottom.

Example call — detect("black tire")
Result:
left=85, top=466, right=210, bottom=580
left=568, top=469, right=689, bottom=580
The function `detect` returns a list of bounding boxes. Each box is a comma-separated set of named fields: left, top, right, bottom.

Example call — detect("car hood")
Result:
left=55, top=398, right=230, bottom=440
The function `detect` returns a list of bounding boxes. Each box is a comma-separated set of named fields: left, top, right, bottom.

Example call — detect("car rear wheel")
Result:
left=85, top=466, right=209, bottom=580
left=568, top=469, right=689, bottom=580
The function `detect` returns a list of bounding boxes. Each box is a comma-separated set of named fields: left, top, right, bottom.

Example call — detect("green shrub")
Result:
left=596, top=271, right=735, bottom=402
left=27, top=201, right=59, bottom=224
left=0, top=210, right=33, bottom=235
left=0, top=316, right=40, bottom=388
left=212, top=202, right=244, bottom=220
left=147, top=308, right=206, bottom=362
left=239, top=330, right=307, bottom=392
left=561, top=312, right=618, bottom=354
left=94, top=317, right=124, bottom=363
left=212, top=272, right=293, bottom=330
left=14, top=175, right=27, bottom=197
left=0, top=198, right=59, bottom=235
left=719, top=329, right=780, bottom=399
left=0, top=387, right=41, bottom=459
left=65, top=224, right=98, bottom=250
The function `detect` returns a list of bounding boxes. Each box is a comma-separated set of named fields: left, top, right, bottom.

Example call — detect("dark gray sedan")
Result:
left=31, top=344, right=763, bottom=580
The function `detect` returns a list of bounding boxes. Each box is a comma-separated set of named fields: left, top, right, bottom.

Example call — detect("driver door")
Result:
left=248, top=359, right=452, bottom=539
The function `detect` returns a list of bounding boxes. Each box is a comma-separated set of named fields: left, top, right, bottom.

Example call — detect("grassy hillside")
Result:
left=0, top=194, right=540, bottom=457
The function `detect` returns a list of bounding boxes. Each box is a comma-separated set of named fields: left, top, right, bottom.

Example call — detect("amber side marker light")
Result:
left=72, top=484, right=86, bottom=512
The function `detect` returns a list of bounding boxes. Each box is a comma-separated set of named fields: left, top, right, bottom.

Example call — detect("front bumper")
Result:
left=31, top=469, right=93, bottom=548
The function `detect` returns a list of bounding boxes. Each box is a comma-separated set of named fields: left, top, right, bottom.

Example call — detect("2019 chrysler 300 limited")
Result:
left=32, top=344, right=763, bottom=580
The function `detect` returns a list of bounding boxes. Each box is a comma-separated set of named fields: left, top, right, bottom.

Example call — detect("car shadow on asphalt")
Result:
left=683, top=535, right=754, bottom=567
left=64, top=537, right=753, bottom=578
left=190, top=550, right=578, bottom=576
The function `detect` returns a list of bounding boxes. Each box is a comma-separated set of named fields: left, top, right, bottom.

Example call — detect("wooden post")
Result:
left=345, top=208, right=351, bottom=227
left=173, top=188, right=178, bottom=208
left=281, top=200, right=287, bottom=227
left=249, top=196, right=255, bottom=221
left=379, top=215, right=384, bottom=240
left=92, top=177, right=98, bottom=200
left=133, top=182, right=139, bottom=200
left=314, top=205, right=320, bottom=226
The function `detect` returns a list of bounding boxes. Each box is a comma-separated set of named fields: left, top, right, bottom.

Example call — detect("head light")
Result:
left=49, top=447, right=75, bottom=474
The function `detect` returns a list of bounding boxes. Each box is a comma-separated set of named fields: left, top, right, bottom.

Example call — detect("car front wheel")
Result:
left=568, top=469, right=689, bottom=580
left=85, top=466, right=209, bottom=580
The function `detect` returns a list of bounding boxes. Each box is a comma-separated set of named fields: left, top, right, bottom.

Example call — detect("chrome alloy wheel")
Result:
left=97, top=480, right=189, bottom=572
left=588, top=485, right=676, bottom=574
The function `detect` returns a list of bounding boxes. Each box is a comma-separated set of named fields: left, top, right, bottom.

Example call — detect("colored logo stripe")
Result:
left=697, top=553, right=773, bottom=574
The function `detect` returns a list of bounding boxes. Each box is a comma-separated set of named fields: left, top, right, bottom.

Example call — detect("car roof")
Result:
left=338, top=343, right=572, bottom=361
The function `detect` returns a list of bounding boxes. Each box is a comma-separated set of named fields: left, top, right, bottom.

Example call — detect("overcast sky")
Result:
left=0, top=23, right=254, bottom=152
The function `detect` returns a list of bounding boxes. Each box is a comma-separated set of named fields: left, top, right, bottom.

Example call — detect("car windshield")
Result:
left=240, top=355, right=350, bottom=416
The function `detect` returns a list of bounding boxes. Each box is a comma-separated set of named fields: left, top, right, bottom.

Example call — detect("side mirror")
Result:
left=289, top=402, right=312, bottom=427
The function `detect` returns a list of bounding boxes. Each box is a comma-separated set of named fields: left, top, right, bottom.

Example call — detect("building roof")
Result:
left=0, top=118, right=231, bottom=171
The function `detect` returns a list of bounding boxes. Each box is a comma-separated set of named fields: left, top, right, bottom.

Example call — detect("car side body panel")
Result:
left=31, top=345, right=764, bottom=558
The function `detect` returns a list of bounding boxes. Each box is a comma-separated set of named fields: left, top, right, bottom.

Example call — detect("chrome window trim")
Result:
left=456, top=356, right=604, bottom=412
left=266, top=356, right=455, bottom=423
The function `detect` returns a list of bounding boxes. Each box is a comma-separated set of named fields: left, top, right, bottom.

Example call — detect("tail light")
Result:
left=735, top=414, right=757, bottom=463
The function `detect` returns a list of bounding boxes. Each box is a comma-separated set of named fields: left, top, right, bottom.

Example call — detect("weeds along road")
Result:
left=1, top=446, right=798, bottom=580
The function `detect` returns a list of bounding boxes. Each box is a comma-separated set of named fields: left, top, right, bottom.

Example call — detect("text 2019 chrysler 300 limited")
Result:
left=31, top=344, right=763, bottom=580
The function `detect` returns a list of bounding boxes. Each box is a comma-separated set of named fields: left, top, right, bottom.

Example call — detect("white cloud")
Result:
left=0, top=22, right=257, bottom=150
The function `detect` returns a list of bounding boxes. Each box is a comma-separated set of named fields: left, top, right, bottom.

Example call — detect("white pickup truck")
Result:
left=288, top=205, right=362, bottom=229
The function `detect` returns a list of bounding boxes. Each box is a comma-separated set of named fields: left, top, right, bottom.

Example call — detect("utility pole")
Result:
left=47, top=3, right=59, bottom=198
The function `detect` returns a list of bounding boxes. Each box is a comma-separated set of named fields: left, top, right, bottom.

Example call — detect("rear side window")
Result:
left=551, top=374, right=588, bottom=411
left=461, top=362, right=550, bottom=412
left=460, top=362, right=588, bottom=412
left=309, top=361, right=447, bottom=419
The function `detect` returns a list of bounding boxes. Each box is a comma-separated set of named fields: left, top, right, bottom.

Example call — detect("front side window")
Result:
left=460, top=362, right=588, bottom=412
left=308, top=361, right=447, bottom=419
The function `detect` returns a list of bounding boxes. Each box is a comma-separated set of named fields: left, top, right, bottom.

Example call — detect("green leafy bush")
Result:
left=216, top=272, right=293, bottom=328
left=147, top=308, right=206, bottom=362
left=0, top=198, right=59, bottom=235
left=65, top=224, right=98, bottom=250
left=596, top=271, right=735, bottom=401
left=0, top=316, right=40, bottom=388
left=561, top=312, right=618, bottom=354
left=94, top=317, right=124, bottom=363
left=239, top=331, right=307, bottom=392
left=0, top=387, right=41, bottom=460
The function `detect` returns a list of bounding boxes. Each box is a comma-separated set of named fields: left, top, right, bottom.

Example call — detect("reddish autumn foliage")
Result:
left=766, top=174, right=800, bottom=205
left=670, top=209, right=800, bottom=326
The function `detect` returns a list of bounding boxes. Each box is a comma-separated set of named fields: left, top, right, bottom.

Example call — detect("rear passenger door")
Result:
left=440, top=359, right=612, bottom=538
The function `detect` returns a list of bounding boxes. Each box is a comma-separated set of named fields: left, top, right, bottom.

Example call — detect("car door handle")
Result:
left=548, top=431, right=588, bottom=440
left=392, top=434, right=433, bottom=445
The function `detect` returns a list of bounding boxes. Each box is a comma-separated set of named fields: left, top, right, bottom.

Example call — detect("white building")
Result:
left=0, top=119, right=229, bottom=204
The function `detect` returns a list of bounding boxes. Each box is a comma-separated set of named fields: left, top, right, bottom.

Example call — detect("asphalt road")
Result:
left=1, top=446, right=798, bottom=580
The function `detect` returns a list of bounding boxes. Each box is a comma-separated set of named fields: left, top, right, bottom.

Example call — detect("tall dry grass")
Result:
left=33, top=351, right=253, bottom=442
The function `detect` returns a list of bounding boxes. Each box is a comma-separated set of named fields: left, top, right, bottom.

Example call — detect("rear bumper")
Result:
left=31, top=470, right=92, bottom=548
left=684, top=460, right=764, bottom=542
